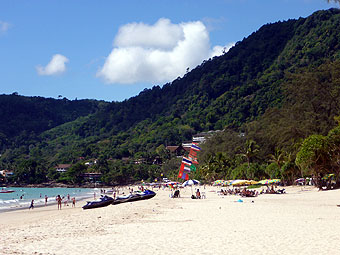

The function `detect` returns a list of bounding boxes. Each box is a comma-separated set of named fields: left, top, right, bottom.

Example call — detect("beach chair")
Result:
left=201, top=192, right=206, bottom=199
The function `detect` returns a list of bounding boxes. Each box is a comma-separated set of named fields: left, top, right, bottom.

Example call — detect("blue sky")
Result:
left=0, top=0, right=338, bottom=102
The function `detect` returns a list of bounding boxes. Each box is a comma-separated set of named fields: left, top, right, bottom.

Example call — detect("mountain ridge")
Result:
left=1, top=8, right=340, bottom=185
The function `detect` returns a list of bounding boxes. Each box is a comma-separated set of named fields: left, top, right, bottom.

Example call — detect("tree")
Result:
left=239, top=140, right=259, bottom=168
left=268, top=148, right=284, bottom=172
left=14, top=159, right=47, bottom=184
left=66, top=163, right=87, bottom=185
left=280, top=152, right=299, bottom=185
left=327, top=0, right=340, bottom=5
left=295, top=135, right=329, bottom=188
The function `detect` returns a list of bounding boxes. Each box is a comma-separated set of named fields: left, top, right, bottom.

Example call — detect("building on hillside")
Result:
left=0, top=170, right=14, bottom=177
left=84, top=159, right=98, bottom=166
left=81, top=172, right=102, bottom=182
left=193, top=130, right=222, bottom=144
left=55, top=164, right=71, bottom=173
left=166, top=145, right=188, bottom=157
left=152, top=156, right=162, bottom=165
left=121, top=157, right=131, bottom=163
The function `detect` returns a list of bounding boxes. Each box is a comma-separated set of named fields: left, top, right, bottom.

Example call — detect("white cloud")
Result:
left=0, top=21, right=11, bottom=33
left=36, top=54, right=69, bottom=76
left=210, top=42, right=235, bottom=58
left=97, top=18, right=234, bottom=85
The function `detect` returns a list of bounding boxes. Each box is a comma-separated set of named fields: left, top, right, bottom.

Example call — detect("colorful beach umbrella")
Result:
left=213, top=180, right=229, bottom=186
left=322, top=174, right=335, bottom=180
left=258, top=179, right=281, bottom=185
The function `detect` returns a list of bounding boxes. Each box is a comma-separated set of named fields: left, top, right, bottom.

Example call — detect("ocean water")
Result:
left=0, top=187, right=99, bottom=212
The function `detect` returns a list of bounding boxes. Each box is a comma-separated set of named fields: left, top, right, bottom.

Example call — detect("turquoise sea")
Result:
left=0, top=187, right=98, bottom=212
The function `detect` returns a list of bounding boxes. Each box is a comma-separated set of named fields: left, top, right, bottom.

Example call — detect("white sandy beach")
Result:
left=1, top=185, right=340, bottom=255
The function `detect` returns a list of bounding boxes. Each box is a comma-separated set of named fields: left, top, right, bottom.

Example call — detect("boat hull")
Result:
left=112, top=190, right=156, bottom=205
left=0, top=190, right=15, bottom=193
left=82, top=196, right=114, bottom=210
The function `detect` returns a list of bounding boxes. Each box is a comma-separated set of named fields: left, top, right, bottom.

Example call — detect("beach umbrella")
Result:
left=322, top=174, right=335, bottom=180
left=258, top=179, right=281, bottom=185
left=231, top=180, right=247, bottom=186
left=258, top=179, right=270, bottom=185
left=182, top=179, right=200, bottom=187
left=271, top=179, right=281, bottom=184
left=245, top=180, right=259, bottom=185
left=182, top=179, right=200, bottom=196
left=223, top=180, right=230, bottom=186
left=295, top=178, right=305, bottom=182
left=213, top=180, right=228, bottom=186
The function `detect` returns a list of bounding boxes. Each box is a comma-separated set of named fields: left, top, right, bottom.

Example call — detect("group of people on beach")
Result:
left=56, top=194, right=76, bottom=210
left=28, top=194, right=76, bottom=210
left=219, top=188, right=258, bottom=197
left=219, top=185, right=285, bottom=197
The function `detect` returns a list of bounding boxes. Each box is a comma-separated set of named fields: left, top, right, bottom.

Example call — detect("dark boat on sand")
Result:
left=82, top=195, right=114, bottom=210
left=112, top=190, right=156, bottom=205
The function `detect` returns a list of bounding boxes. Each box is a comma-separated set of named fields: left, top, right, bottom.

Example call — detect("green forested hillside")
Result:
left=0, top=94, right=106, bottom=155
left=2, top=8, right=340, bottom=186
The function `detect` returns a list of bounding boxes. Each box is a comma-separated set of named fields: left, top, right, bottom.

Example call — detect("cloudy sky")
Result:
left=0, top=0, right=338, bottom=102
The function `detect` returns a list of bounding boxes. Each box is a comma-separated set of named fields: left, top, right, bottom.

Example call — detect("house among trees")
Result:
left=81, top=172, right=102, bottom=182
left=166, top=145, right=189, bottom=157
left=193, top=130, right=222, bottom=143
left=55, top=164, right=71, bottom=173
left=0, top=170, right=14, bottom=177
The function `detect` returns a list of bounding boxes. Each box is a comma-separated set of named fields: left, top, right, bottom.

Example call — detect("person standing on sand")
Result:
left=72, top=197, right=76, bottom=207
left=29, top=200, right=34, bottom=210
left=57, top=195, right=62, bottom=210
left=45, top=195, right=48, bottom=206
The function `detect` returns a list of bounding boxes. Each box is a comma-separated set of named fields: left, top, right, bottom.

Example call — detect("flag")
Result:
left=180, top=163, right=185, bottom=171
left=191, top=143, right=201, bottom=151
left=182, top=171, right=189, bottom=180
left=189, top=157, right=198, bottom=165
left=189, top=155, right=198, bottom=164
left=178, top=169, right=189, bottom=180
left=182, top=157, right=192, bottom=165
left=190, top=164, right=197, bottom=172
left=189, top=150, right=197, bottom=157
left=183, top=165, right=191, bottom=172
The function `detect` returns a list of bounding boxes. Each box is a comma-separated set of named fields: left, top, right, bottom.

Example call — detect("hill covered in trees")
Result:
left=0, top=94, right=107, bottom=157
left=1, top=8, right=340, bottom=186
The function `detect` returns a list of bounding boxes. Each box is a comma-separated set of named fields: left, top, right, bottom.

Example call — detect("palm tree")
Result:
left=239, top=140, right=259, bottom=168
left=268, top=148, right=284, bottom=171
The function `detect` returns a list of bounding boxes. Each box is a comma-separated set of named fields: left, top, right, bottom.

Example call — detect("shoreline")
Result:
left=0, top=195, right=93, bottom=214
left=0, top=186, right=98, bottom=214
left=3, top=183, right=115, bottom=188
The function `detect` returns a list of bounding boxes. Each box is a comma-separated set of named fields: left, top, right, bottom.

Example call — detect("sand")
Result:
left=1, top=185, right=340, bottom=255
